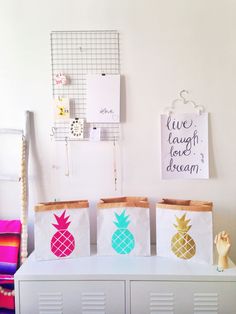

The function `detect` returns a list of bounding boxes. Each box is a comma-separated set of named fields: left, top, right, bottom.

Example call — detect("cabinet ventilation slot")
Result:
left=82, top=292, right=106, bottom=314
left=194, top=293, right=218, bottom=313
left=38, top=292, right=63, bottom=314
left=149, top=292, right=174, bottom=314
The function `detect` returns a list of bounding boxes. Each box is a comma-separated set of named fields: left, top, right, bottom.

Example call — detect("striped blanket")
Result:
left=0, top=220, right=21, bottom=275
left=0, top=275, right=15, bottom=311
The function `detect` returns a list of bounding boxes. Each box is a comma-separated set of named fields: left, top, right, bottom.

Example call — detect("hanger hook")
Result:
left=179, top=90, right=189, bottom=104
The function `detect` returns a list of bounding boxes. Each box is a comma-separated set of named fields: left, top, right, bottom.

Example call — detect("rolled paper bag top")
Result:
left=98, top=196, right=149, bottom=209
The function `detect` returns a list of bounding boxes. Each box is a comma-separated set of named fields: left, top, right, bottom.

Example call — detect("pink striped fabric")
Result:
left=0, top=291, right=15, bottom=310
left=0, top=246, right=20, bottom=263
left=0, top=220, right=21, bottom=234
left=0, top=220, right=21, bottom=275
left=0, top=274, right=14, bottom=285
left=0, top=220, right=21, bottom=311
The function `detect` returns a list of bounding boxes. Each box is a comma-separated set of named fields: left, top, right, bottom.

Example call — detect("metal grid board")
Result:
left=50, top=30, right=120, bottom=141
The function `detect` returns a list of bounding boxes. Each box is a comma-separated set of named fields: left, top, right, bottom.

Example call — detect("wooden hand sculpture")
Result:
left=214, top=231, right=231, bottom=271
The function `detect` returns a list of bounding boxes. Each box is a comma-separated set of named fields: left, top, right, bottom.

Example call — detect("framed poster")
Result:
left=161, top=112, right=209, bottom=179
left=86, top=74, right=120, bottom=123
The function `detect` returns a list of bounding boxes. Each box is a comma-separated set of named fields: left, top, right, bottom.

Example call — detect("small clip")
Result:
left=54, top=73, right=68, bottom=86
left=50, top=127, right=56, bottom=138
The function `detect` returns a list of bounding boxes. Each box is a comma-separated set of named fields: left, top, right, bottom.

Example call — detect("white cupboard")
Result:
left=14, top=246, right=236, bottom=314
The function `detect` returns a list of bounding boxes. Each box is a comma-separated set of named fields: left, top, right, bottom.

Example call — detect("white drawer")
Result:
left=19, top=280, right=125, bottom=314
left=130, top=280, right=236, bottom=314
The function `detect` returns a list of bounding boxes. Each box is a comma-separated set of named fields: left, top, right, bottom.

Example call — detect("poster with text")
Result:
left=86, top=74, right=120, bottom=123
left=161, top=112, right=209, bottom=179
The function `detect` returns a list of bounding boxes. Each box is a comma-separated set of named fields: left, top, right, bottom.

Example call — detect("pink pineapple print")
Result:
left=51, top=210, right=75, bottom=257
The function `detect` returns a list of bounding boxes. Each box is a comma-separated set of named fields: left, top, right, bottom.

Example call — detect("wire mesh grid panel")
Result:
left=51, top=31, right=120, bottom=141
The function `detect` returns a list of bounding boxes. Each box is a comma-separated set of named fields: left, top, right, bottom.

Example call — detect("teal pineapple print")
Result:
left=112, top=210, right=135, bottom=254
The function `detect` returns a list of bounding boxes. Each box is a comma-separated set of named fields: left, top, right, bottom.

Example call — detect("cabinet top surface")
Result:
left=15, top=246, right=236, bottom=281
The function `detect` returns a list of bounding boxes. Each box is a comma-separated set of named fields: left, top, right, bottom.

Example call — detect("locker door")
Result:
left=19, top=280, right=125, bottom=314
left=130, top=280, right=236, bottom=314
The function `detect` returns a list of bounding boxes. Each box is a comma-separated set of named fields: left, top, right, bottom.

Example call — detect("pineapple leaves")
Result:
left=52, top=210, right=71, bottom=230
left=115, top=212, right=121, bottom=221
left=113, top=210, right=130, bottom=229
left=174, top=213, right=192, bottom=233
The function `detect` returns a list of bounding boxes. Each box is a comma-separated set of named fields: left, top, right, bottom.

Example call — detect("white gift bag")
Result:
left=97, top=197, right=151, bottom=256
left=34, top=200, right=90, bottom=260
left=156, top=199, right=213, bottom=264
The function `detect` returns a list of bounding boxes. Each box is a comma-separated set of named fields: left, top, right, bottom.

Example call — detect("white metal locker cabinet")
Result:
left=14, top=247, right=236, bottom=314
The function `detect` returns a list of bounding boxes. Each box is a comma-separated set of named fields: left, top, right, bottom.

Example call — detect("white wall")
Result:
left=1, top=0, right=236, bottom=260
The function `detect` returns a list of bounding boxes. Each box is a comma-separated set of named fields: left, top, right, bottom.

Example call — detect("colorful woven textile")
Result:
left=0, top=275, right=14, bottom=287
left=0, top=220, right=21, bottom=275
left=0, top=290, right=15, bottom=311
left=0, top=220, right=21, bottom=311
left=0, top=274, right=14, bottom=311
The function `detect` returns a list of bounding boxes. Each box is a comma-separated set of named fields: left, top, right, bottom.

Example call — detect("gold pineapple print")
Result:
left=171, top=213, right=196, bottom=259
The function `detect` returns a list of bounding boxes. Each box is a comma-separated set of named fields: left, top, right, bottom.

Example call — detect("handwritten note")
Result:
left=161, top=112, right=209, bottom=179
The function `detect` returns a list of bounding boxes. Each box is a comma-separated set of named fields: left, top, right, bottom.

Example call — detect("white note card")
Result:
left=86, top=74, right=120, bottom=123
left=89, top=127, right=101, bottom=142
